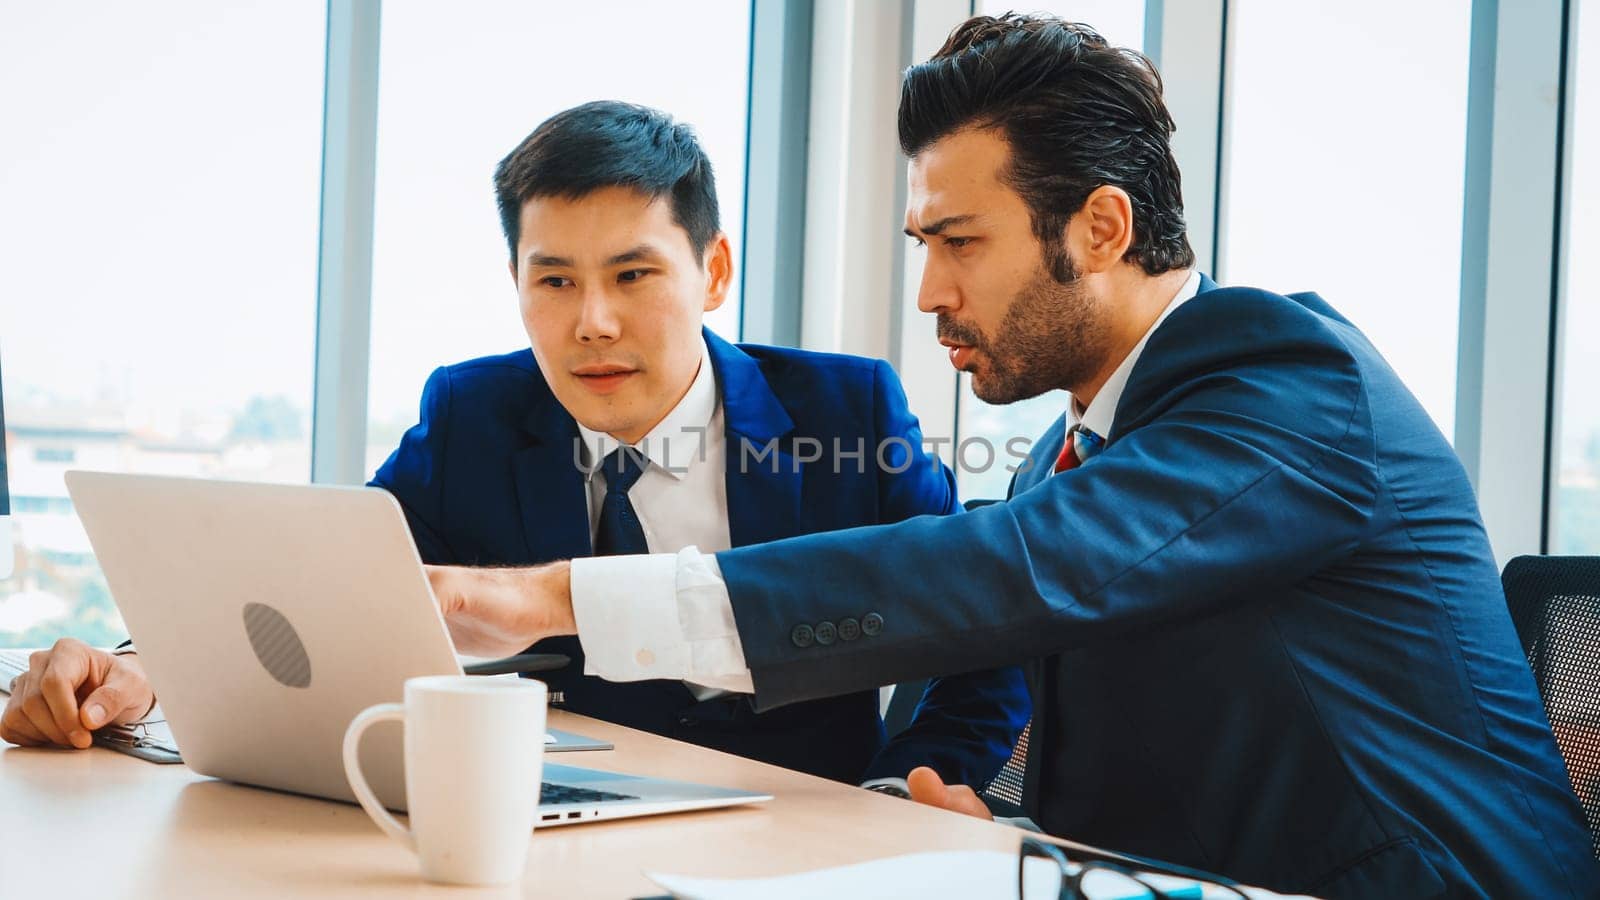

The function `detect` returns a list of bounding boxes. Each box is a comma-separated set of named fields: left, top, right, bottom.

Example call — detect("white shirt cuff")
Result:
left=571, top=552, right=689, bottom=681
left=679, top=551, right=753, bottom=693
left=569, top=547, right=754, bottom=694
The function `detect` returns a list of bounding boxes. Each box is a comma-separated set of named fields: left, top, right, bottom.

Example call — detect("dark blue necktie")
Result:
left=594, top=447, right=649, bottom=556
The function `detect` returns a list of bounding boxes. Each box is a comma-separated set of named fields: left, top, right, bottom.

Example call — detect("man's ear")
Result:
left=702, top=233, right=733, bottom=313
left=1069, top=185, right=1135, bottom=274
left=507, top=258, right=519, bottom=289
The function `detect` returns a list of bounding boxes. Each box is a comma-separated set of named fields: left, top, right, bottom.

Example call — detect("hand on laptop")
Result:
left=0, top=639, right=155, bottom=749
left=427, top=562, right=577, bottom=657
left=907, top=766, right=991, bottom=819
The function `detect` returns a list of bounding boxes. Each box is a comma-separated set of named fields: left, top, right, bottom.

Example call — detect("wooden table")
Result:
left=0, top=709, right=1035, bottom=898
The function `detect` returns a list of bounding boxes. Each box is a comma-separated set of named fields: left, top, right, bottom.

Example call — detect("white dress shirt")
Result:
left=1073, top=269, right=1202, bottom=437
left=568, top=271, right=1202, bottom=696
left=569, top=339, right=734, bottom=700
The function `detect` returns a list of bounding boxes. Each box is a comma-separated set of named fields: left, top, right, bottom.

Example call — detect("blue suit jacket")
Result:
left=717, top=280, right=1599, bottom=896
left=371, top=330, right=1028, bottom=785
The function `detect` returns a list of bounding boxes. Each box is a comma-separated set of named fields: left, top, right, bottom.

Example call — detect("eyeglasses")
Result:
left=1018, top=837, right=1252, bottom=900
left=1019, top=838, right=1169, bottom=900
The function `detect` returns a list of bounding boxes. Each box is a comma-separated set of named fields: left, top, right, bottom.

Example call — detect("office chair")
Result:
left=1502, top=555, right=1600, bottom=858
left=883, top=672, right=1030, bottom=817
left=980, top=722, right=1030, bottom=817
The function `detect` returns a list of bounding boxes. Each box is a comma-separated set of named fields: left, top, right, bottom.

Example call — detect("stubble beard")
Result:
left=947, top=252, right=1112, bottom=405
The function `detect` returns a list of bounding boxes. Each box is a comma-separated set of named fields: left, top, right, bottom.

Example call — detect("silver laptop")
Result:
left=62, top=471, right=771, bottom=826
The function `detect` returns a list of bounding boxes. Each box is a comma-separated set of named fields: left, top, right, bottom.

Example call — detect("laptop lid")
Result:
left=63, top=471, right=461, bottom=808
left=62, top=471, right=770, bottom=826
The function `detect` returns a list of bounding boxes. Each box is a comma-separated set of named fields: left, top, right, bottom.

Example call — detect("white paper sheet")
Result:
left=649, top=850, right=1311, bottom=900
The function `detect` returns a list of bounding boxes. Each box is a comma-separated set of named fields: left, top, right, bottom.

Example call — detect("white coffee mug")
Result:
left=343, top=675, right=547, bottom=885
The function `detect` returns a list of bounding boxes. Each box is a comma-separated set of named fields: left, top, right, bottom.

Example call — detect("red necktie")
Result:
left=1053, top=432, right=1081, bottom=474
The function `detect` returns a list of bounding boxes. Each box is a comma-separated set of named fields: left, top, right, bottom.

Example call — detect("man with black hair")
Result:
left=425, top=19, right=1598, bottom=898
left=1, top=101, right=1029, bottom=794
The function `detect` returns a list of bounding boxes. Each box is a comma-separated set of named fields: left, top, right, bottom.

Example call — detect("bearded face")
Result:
left=937, top=250, right=1111, bottom=405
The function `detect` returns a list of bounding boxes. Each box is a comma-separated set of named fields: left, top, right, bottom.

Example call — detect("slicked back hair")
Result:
left=899, top=14, right=1194, bottom=278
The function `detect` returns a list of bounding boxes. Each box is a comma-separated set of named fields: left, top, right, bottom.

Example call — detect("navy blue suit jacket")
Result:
left=371, top=330, right=1028, bottom=786
left=717, top=280, right=1599, bottom=896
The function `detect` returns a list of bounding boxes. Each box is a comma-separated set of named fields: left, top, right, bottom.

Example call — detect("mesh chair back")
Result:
left=1502, top=555, right=1600, bottom=859
left=982, top=719, right=1030, bottom=816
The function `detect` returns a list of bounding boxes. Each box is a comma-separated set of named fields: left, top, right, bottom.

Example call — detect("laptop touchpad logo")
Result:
left=242, top=602, right=313, bottom=689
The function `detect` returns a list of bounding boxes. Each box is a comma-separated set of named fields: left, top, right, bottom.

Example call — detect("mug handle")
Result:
left=342, top=702, right=415, bottom=852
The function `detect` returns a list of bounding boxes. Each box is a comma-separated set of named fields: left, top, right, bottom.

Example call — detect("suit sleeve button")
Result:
left=791, top=624, right=815, bottom=648
left=861, top=612, right=884, bottom=636
left=838, top=617, right=861, bottom=641
left=814, top=621, right=837, bottom=645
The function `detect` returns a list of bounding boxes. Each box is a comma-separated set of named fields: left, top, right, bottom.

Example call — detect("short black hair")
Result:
left=899, top=14, right=1194, bottom=277
left=494, top=101, right=720, bottom=268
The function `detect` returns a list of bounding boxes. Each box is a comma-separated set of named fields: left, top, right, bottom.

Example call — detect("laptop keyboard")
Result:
left=0, top=648, right=30, bottom=689
left=540, top=782, right=639, bottom=805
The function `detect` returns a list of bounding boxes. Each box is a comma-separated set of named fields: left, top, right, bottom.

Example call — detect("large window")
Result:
left=363, top=1, right=754, bottom=474
left=2, top=0, right=1586, bottom=654
left=0, top=3, right=326, bottom=647
left=1221, top=0, right=1472, bottom=439
left=1552, top=1, right=1600, bottom=552
left=977, top=0, right=1143, bottom=39
left=956, top=1, right=1147, bottom=501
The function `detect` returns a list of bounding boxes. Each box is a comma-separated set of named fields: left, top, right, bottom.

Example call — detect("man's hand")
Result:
left=907, top=766, right=992, bottom=819
left=1, top=638, right=155, bottom=749
left=426, top=562, right=577, bottom=657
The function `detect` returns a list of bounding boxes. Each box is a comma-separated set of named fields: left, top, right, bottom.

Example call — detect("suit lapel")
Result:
left=705, top=330, right=803, bottom=548
left=512, top=393, right=592, bottom=562
left=1108, top=272, right=1221, bottom=445
left=507, top=330, right=811, bottom=556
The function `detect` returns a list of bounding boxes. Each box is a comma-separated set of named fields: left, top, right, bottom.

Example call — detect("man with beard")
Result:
left=423, top=15, right=1596, bottom=898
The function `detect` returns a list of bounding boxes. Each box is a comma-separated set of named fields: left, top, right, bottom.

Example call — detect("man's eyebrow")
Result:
left=605, top=244, right=666, bottom=266
left=524, top=244, right=669, bottom=267
left=904, top=214, right=977, bottom=238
